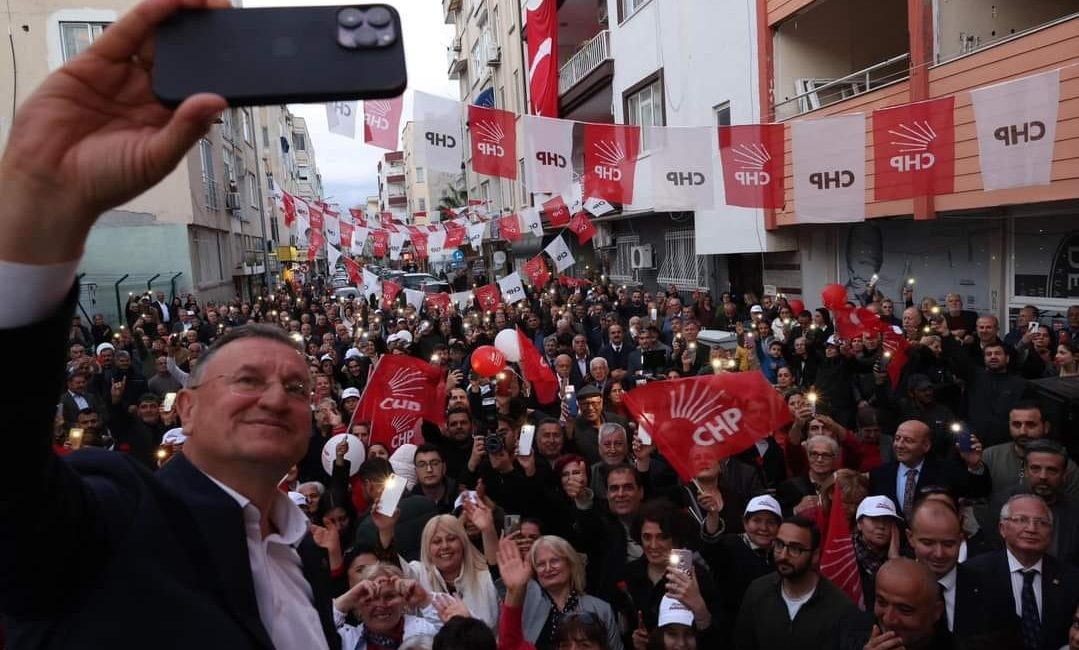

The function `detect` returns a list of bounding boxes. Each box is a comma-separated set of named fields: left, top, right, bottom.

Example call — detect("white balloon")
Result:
left=494, top=328, right=522, bottom=363
left=321, top=433, right=366, bottom=477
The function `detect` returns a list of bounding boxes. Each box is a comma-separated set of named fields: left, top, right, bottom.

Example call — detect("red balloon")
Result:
left=788, top=299, right=806, bottom=315
left=471, top=345, right=507, bottom=378
left=821, top=284, right=848, bottom=310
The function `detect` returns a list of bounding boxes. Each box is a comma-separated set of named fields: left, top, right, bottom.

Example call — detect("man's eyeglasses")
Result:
left=416, top=460, right=443, bottom=470
left=772, top=539, right=810, bottom=557
left=1003, top=515, right=1052, bottom=529
left=193, top=373, right=310, bottom=401
left=808, top=451, right=835, bottom=460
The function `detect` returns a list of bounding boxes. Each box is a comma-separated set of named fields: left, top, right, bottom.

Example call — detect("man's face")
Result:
left=99, top=349, right=114, bottom=367
left=68, top=374, right=87, bottom=394
left=572, top=336, right=588, bottom=356
left=591, top=363, right=609, bottom=382
left=352, top=424, right=371, bottom=448
left=773, top=523, right=815, bottom=580
left=908, top=508, right=962, bottom=578
left=984, top=345, right=1008, bottom=371
left=1026, top=452, right=1066, bottom=500
left=683, top=322, right=700, bottom=342
left=537, top=423, right=563, bottom=458
left=175, top=338, right=311, bottom=477
left=445, top=412, right=473, bottom=442
left=874, top=567, right=942, bottom=647
left=554, top=356, right=571, bottom=377
left=544, top=338, right=558, bottom=357
left=116, top=354, right=131, bottom=371
left=606, top=469, right=643, bottom=517
left=1017, top=308, right=1036, bottom=328
left=976, top=317, right=998, bottom=344
left=415, top=451, right=445, bottom=488
left=1010, top=408, right=1046, bottom=448
left=794, top=338, right=807, bottom=355
left=578, top=395, right=604, bottom=423
left=609, top=325, right=624, bottom=345
left=667, top=299, right=681, bottom=315
left=999, top=497, right=1052, bottom=558
left=599, top=431, right=627, bottom=465
left=946, top=295, right=962, bottom=312
left=137, top=400, right=160, bottom=425
left=93, top=314, right=105, bottom=325
left=69, top=345, right=85, bottom=360
left=893, top=422, right=931, bottom=465
left=902, top=308, right=921, bottom=330
left=156, top=356, right=169, bottom=375
left=911, top=385, right=935, bottom=407
left=631, top=290, right=642, bottom=305
left=447, top=388, right=468, bottom=411
left=881, top=300, right=894, bottom=315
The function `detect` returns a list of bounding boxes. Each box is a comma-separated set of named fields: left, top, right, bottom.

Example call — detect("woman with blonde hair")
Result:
left=521, top=535, right=622, bottom=650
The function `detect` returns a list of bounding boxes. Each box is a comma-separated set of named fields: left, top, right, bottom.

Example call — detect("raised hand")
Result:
left=432, top=593, right=471, bottom=622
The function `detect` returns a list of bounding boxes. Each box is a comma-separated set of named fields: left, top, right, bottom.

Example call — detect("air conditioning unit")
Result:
left=225, top=191, right=242, bottom=211
left=451, top=36, right=462, bottom=52
left=630, top=244, right=655, bottom=270
left=485, top=42, right=501, bottom=65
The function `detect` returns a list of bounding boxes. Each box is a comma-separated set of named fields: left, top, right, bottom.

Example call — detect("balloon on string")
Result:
left=788, top=298, right=806, bottom=315
left=494, top=328, right=522, bottom=362
left=821, top=284, right=848, bottom=310
left=471, top=345, right=507, bottom=377
left=321, top=433, right=365, bottom=477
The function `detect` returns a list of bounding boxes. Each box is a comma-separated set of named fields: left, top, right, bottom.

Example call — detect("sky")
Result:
left=244, top=0, right=459, bottom=209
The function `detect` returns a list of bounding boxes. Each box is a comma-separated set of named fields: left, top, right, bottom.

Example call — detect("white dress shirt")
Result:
left=937, top=565, right=957, bottom=631
left=896, top=460, right=925, bottom=508
left=157, top=300, right=170, bottom=323
left=67, top=390, right=89, bottom=411
left=205, top=474, right=330, bottom=650
left=0, top=259, right=79, bottom=329
left=1006, top=549, right=1043, bottom=619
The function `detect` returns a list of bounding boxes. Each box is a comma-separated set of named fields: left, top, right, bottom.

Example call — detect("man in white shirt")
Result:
left=0, top=1, right=341, bottom=647
left=907, top=498, right=968, bottom=634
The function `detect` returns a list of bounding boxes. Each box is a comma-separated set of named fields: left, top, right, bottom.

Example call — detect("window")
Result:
left=512, top=71, right=521, bottom=113
left=247, top=172, right=258, bottom=207
left=618, top=0, right=652, bottom=22
left=470, top=40, right=483, bottom=77
left=625, top=74, right=665, bottom=150
left=241, top=109, right=253, bottom=144
left=198, top=139, right=219, bottom=210
left=222, top=148, right=234, bottom=186
left=714, top=101, right=732, bottom=127
left=261, top=126, right=270, bottom=148
left=480, top=180, right=491, bottom=213
left=610, top=235, right=640, bottom=283
left=270, top=217, right=280, bottom=243
left=1012, top=216, right=1077, bottom=303
left=293, top=131, right=306, bottom=151
left=221, top=110, right=234, bottom=142
left=297, top=165, right=310, bottom=181
left=657, top=229, right=705, bottom=290
left=416, top=167, right=426, bottom=183
left=192, top=228, right=225, bottom=284
left=60, top=22, right=108, bottom=62
left=519, top=161, right=528, bottom=202
left=418, top=198, right=427, bottom=212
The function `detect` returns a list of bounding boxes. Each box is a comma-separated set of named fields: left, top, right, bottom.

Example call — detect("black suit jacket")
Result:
left=569, top=355, right=592, bottom=390
left=1, top=287, right=341, bottom=649
left=960, top=550, right=1079, bottom=650
left=598, top=342, right=634, bottom=372
left=868, top=457, right=992, bottom=513
left=60, top=390, right=109, bottom=426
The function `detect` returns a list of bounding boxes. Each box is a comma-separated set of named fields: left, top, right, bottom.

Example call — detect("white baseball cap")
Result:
left=319, top=354, right=334, bottom=363
left=341, top=387, right=361, bottom=400
left=856, top=495, right=902, bottom=520
left=744, top=495, right=782, bottom=519
left=749, top=305, right=764, bottom=314
left=657, top=596, right=694, bottom=628
left=344, top=348, right=363, bottom=360
left=161, top=428, right=187, bottom=446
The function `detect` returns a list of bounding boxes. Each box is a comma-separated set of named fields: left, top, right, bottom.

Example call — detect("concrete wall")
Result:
left=937, top=0, right=1076, bottom=60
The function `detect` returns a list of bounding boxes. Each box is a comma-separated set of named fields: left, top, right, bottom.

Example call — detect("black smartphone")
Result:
left=153, top=5, right=407, bottom=107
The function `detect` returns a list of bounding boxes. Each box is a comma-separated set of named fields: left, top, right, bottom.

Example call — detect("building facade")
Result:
left=401, top=121, right=460, bottom=225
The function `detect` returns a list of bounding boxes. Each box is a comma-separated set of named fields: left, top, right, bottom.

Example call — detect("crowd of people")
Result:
left=4, top=1, right=1079, bottom=649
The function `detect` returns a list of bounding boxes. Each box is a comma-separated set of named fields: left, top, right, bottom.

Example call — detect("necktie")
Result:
left=902, top=467, right=919, bottom=520
left=1020, top=569, right=1040, bottom=650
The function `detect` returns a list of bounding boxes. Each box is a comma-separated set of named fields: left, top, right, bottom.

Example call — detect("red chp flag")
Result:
left=882, top=328, right=911, bottom=390
left=307, top=202, right=326, bottom=261
left=469, top=105, right=518, bottom=179
left=525, top=0, right=558, bottom=117
left=568, top=212, right=596, bottom=245
left=349, top=208, right=367, bottom=225
left=622, top=373, right=791, bottom=482
left=383, top=279, right=402, bottom=303
left=516, top=327, right=558, bottom=403
left=499, top=214, right=522, bottom=242
left=444, top=222, right=466, bottom=248
left=364, top=96, right=404, bottom=150
left=542, top=196, right=571, bottom=227
left=340, top=221, right=355, bottom=251
left=872, top=97, right=956, bottom=200
left=425, top=292, right=451, bottom=315
left=355, top=355, right=445, bottom=453
left=281, top=190, right=297, bottom=227
left=342, top=256, right=363, bottom=287
left=411, top=232, right=429, bottom=259
left=718, top=124, right=786, bottom=209
left=371, top=229, right=389, bottom=257
left=583, top=123, right=640, bottom=204
left=523, top=255, right=551, bottom=288
left=474, top=283, right=502, bottom=312
left=819, top=481, right=865, bottom=609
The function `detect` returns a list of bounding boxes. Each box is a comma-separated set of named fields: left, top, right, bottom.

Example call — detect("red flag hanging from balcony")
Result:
left=525, top=0, right=559, bottom=118
left=280, top=190, right=297, bottom=227
left=364, top=96, right=403, bottom=150
left=718, top=124, right=786, bottom=209
left=872, top=97, right=956, bottom=200
left=583, top=123, right=640, bottom=204
left=469, top=105, right=518, bottom=179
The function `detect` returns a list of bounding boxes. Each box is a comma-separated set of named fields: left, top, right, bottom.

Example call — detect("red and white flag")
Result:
left=469, top=105, right=517, bottom=179
left=425, top=292, right=451, bottom=315
left=497, top=272, right=526, bottom=305
left=792, top=114, right=866, bottom=224
left=382, top=279, right=403, bottom=303
left=280, top=190, right=297, bottom=227
left=622, top=372, right=791, bottom=482
left=352, top=225, right=368, bottom=256
left=542, top=195, right=571, bottom=228
left=370, top=229, right=389, bottom=258
left=364, top=96, right=404, bottom=150
left=718, top=124, right=786, bottom=209
left=568, top=212, right=596, bottom=245
left=411, top=232, right=429, bottom=259
left=525, top=0, right=558, bottom=117
left=307, top=202, right=326, bottom=260
left=340, top=221, right=355, bottom=252
left=349, top=207, right=367, bottom=225
left=428, top=228, right=447, bottom=258
left=516, top=326, right=558, bottom=403
left=499, top=214, right=522, bottom=242
left=415, top=91, right=464, bottom=173
left=522, top=114, right=574, bottom=192
left=474, top=283, right=502, bottom=312
left=649, top=127, right=716, bottom=211
left=342, top=256, right=363, bottom=287
left=355, top=355, right=445, bottom=452
left=873, top=97, right=956, bottom=200
left=322, top=205, right=341, bottom=249
left=326, top=244, right=342, bottom=271
left=583, top=123, right=640, bottom=204
left=819, top=481, right=865, bottom=609
left=972, top=69, right=1060, bottom=190
left=523, top=255, right=551, bottom=288
left=444, top=222, right=466, bottom=249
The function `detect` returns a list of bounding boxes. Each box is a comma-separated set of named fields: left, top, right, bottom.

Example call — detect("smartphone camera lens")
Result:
left=366, top=6, right=392, bottom=27
left=338, top=8, right=364, bottom=28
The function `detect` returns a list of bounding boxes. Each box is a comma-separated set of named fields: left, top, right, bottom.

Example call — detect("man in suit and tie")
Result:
left=963, top=494, right=1079, bottom=650
left=60, top=368, right=109, bottom=427
left=869, top=420, right=992, bottom=523
left=907, top=499, right=973, bottom=636
left=569, top=334, right=592, bottom=389
left=0, top=2, right=340, bottom=646
left=598, top=322, right=634, bottom=380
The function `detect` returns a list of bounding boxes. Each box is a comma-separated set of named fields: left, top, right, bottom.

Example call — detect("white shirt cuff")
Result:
left=0, top=258, right=79, bottom=329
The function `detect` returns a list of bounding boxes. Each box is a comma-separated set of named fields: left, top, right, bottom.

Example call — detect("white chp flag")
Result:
left=414, top=91, right=464, bottom=173
left=792, top=113, right=866, bottom=223
left=521, top=207, right=544, bottom=237
left=361, top=268, right=381, bottom=296
left=326, top=101, right=358, bottom=138
left=428, top=228, right=448, bottom=257
left=389, top=231, right=406, bottom=260
left=294, top=198, right=311, bottom=248
left=583, top=197, right=616, bottom=216
left=450, top=291, right=473, bottom=310
left=403, top=288, right=425, bottom=310
left=467, top=222, right=487, bottom=250
left=324, top=208, right=341, bottom=248
left=498, top=272, right=526, bottom=304
left=352, top=225, right=369, bottom=256
left=972, top=69, right=1060, bottom=190
left=648, top=126, right=716, bottom=211
left=544, top=234, right=575, bottom=272
left=522, top=114, right=575, bottom=193
left=326, top=244, right=342, bottom=270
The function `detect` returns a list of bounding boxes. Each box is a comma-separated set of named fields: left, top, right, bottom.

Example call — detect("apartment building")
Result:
left=758, top=0, right=1079, bottom=328
left=377, top=151, right=409, bottom=223
left=401, top=121, right=459, bottom=225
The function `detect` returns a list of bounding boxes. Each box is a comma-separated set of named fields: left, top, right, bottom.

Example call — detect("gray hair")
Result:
left=598, top=422, right=627, bottom=443
left=189, top=324, right=301, bottom=386
left=298, top=481, right=325, bottom=496
left=589, top=357, right=609, bottom=372
left=805, top=434, right=839, bottom=456
left=1000, top=494, right=1053, bottom=526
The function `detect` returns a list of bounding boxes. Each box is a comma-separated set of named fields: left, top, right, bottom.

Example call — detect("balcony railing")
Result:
left=559, top=30, right=611, bottom=95
left=448, top=47, right=467, bottom=79
left=774, top=53, right=911, bottom=120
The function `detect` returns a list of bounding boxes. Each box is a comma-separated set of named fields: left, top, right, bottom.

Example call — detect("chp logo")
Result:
left=378, top=368, right=427, bottom=413
left=887, top=120, right=939, bottom=172
left=656, top=381, right=743, bottom=448
left=536, top=150, right=567, bottom=168
left=593, top=139, right=627, bottom=182
left=425, top=131, right=456, bottom=149
left=365, top=100, right=393, bottom=131
left=731, top=143, right=773, bottom=187
left=388, top=414, right=421, bottom=449
left=995, top=121, right=1046, bottom=147
left=475, top=120, right=508, bottom=157
left=808, top=169, right=856, bottom=190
